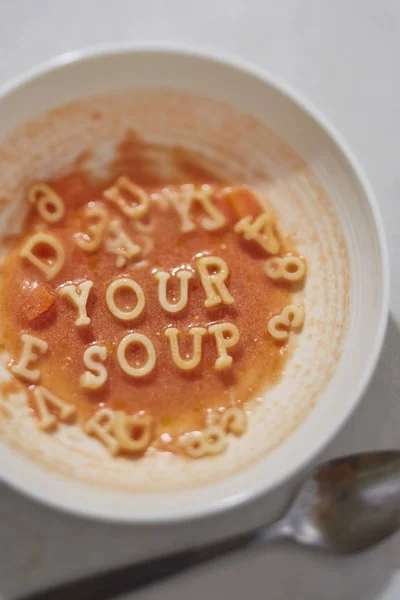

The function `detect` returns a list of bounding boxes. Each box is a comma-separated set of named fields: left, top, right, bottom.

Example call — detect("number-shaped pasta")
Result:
left=182, top=426, right=227, bottom=458
left=265, top=255, right=306, bottom=282
left=220, top=407, right=247, bottom=436
left=267, top=305, right=305, bottom=341
left=206, top=407, right=247, bottom=436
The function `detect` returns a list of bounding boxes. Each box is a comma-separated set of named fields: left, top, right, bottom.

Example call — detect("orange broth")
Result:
left=0, top=166, right=291, bottom=449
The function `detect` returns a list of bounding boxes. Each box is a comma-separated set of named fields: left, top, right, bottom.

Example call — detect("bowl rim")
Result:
left=0, top=42, right=390, bottom=523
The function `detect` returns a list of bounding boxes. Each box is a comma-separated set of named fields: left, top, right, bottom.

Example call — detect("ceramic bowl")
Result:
left=0, top=44, right=389, bottom=522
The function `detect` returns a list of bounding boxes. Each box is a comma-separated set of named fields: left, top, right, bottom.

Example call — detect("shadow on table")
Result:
left=0, top=315, right=399, bottom=600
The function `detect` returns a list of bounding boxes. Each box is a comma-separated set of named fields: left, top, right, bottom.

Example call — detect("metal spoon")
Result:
left=21, top=451, right=400, bottom=600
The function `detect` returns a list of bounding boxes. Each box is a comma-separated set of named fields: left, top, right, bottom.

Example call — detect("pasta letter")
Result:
left=155, top=269, right=193, bottom=313
left=117, top=333, right=156, bottom=378
left=267, top=305, right=305, bottom=341
left=80, top=345, right=108, bottom=390
left=103, top=176, right=150, bottom=220
left=168, top=184, right=226, bottom=233
left=32, top=386, right=76, bottom=430
left=74, top=203, right=108, bottom=253
left=234, top=213, right=280, bottom=255
left=112, top=412, right=153, bottom=453
left=59, top=280, right=93, bottom=326
left=105, top=219, right=141, bottom=267
left=220, top=407, right=247, bottom=436
left=196, top=255, right=235, bottom=308
left=20, top=232, right=65, bottom=279
left=11, top=334, right=48, bottom=382
left=106, top=277, right=145, bottom=321
left=208, top=322, right=240, bottom=370
left=165, top=326, right=207, bottom=370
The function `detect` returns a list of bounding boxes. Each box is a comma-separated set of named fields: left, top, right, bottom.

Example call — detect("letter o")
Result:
left=117, top=333, right=156, bottom=377
left=106, top=277, right=145, bottom=321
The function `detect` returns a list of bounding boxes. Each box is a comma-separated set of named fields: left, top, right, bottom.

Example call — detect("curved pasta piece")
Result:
left=28, top=182, right=65, bottom=223
left=267, top=305, right=305, bottom=341
left=112, top=412, right=153, bottom=453
left=220, top=407, right=247, bottom=436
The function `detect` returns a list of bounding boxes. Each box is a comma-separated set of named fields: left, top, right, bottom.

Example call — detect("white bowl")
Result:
left=0, top=44, right=389, bottom=522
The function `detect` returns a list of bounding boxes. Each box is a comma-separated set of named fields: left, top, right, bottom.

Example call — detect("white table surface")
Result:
left=0, top=1, right=400, bottom=598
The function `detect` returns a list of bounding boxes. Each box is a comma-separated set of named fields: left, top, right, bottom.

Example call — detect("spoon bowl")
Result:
left=285, top=451, right=400, bottom=553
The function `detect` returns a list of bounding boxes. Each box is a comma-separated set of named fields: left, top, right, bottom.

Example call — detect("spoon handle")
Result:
left=18, top=532, right=258, bottom=600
